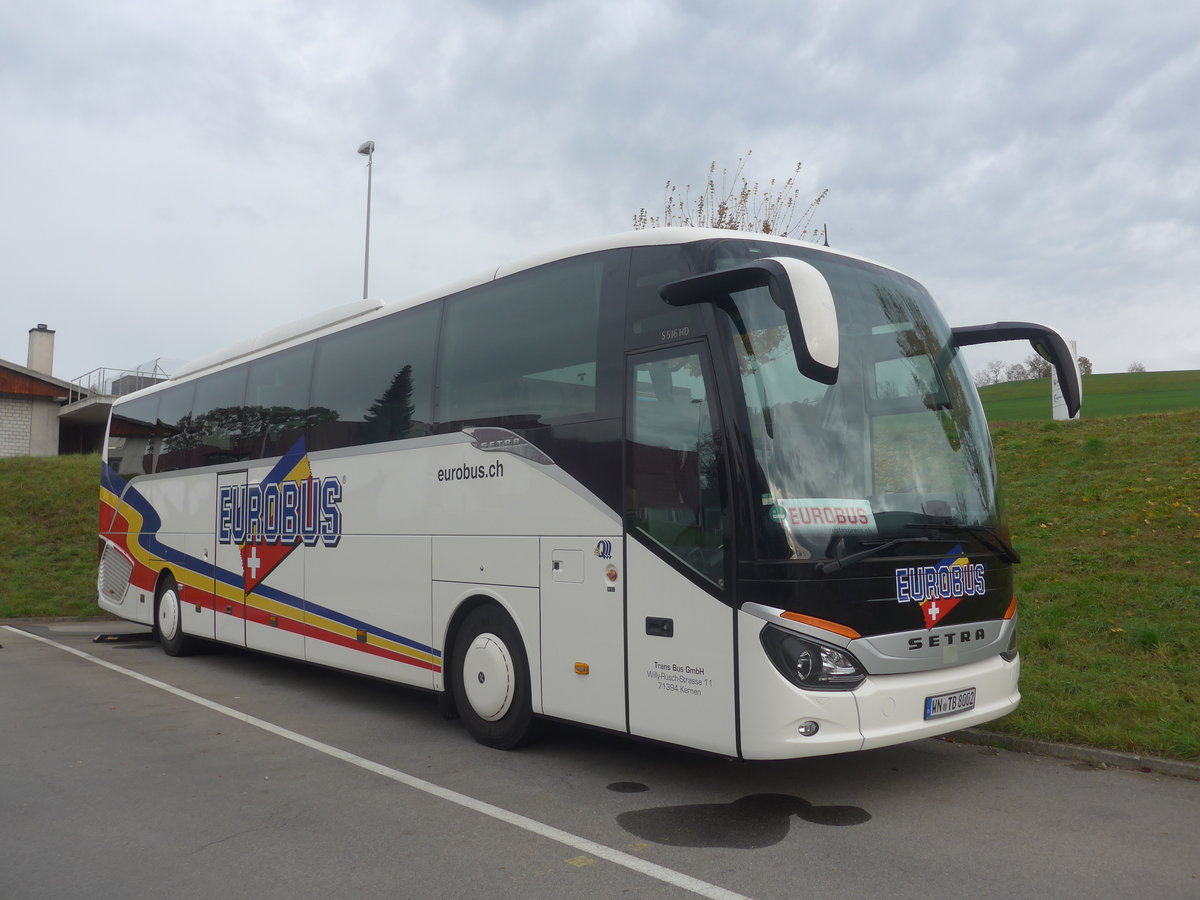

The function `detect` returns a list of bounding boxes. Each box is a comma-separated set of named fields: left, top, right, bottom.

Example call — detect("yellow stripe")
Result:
left=283, top=457, right=313, bottom=482
left=245, top=592, right=303, bottom=621
left=302, top=608, right=439, bottom=666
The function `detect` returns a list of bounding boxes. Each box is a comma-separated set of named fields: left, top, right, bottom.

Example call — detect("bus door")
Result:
left=624, top=345, right=738, bottom=756
left=215, top=470, right=247, bottom=646
left=214, top=468, right=306, bottom=657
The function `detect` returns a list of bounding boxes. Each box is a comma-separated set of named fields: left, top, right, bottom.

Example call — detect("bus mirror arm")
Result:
left=659, top=258, right=840, bottom=385
left=951, top=321, right=1082, bottom=418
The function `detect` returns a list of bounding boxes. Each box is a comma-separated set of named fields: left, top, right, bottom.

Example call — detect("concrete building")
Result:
left=0, top=325, right=166, bottom=458
left=0, top=326, right=76, bottom=457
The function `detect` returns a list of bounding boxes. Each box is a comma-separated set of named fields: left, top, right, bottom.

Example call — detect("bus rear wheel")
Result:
left=155, top=575, right=194, bottom=657
left=451, top=604, right=535, bottom=750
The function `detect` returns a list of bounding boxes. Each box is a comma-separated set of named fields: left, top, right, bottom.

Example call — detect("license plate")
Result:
left=924, top=687, right=976, bottom=720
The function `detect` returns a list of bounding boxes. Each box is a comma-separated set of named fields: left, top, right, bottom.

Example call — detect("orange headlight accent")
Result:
left=780, top=612, right=861, bottom=640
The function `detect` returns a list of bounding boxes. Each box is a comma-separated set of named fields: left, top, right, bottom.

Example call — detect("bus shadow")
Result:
left=614, top=791, right=871, bottom=848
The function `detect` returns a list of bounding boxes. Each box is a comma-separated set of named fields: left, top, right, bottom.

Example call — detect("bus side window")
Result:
left=191, top=364, right=249, bottom=467
left=108, top=394, right=159, bottom=477
left=438, top=255, right=605, bottom=428
left=627, top=350, right=726, bottom=586
left=155, top=382, right=197, bottom=472
left=309, top=304, right=438, bottom=451
left=244, top=344, right=315, bottom=460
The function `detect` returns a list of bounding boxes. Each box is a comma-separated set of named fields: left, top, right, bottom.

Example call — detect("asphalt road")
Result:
left=2, top=621, right=1197, bottom=900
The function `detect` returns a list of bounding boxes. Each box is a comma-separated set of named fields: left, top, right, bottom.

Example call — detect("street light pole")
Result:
left=357, top=140, right=375, bottom=299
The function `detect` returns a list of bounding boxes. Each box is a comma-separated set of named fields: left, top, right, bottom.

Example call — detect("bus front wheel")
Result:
left=155, top=575, right=194, bottom=657
left=451, top=604, right=535, bottom=749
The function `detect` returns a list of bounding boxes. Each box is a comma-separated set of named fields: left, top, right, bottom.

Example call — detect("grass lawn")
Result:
left=979, top=369, right=1200, bottom=422
left=0, top=454, right=100, bottom=618
left=989, top=408, right=1199, bottom=760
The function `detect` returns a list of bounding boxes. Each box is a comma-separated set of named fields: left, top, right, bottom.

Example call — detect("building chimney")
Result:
left=27, top=324, right=55, bottom=376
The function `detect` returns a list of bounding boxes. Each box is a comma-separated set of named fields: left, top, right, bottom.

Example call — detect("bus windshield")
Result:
left=703, top=242, right=1000, bottom=562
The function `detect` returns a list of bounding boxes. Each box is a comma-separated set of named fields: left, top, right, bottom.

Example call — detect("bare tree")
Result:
left=1077, top=356, right=1093, bottom=376
left=1128, top=361, right=1146, bottom=373
left=1024, top=353, right=1052, bottom=379
left=974, top=359, right=1005, bottom=386
left=1004, top=362, right=1029, bottom=382
left=634, top=151, right=828, bottom=240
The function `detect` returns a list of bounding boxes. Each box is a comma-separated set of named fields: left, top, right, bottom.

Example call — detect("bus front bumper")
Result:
left=737, top=611, right=1020, bottom=760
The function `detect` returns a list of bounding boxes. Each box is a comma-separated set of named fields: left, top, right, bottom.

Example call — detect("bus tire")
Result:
left=451, top=604, right=535, bottom=750
left=155, top=575, right=193, bottom=657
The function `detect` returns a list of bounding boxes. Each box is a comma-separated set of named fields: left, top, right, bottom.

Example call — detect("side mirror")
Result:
left=952, top=321, right=1082, bottom=417
left=659, top=257, right=840, bottom=384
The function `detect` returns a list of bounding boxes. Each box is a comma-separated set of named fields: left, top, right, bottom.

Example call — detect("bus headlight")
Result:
left=760, top=624, right=866, bottom=691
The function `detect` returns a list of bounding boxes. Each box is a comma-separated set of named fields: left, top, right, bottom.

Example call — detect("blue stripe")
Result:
left=262, top=437, right=309, bottom=486
left=938, top=544, right=965, bottom=567
left=301, top=596, right=441, bottom=657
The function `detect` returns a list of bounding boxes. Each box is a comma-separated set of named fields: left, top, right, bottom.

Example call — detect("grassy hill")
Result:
left=0, top=453, right=99, bottom=618
left=979, top=369, right=1200, bottom=421
left=2, top=389, right=1197, bottom=760
left=989, top=408, right=1198, bottom=760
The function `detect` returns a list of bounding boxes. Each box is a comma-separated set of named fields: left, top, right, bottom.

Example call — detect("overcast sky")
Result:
left=2, top=0, right=1197, bottom=384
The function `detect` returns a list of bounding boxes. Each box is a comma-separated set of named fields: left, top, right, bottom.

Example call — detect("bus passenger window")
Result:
left=107, top=395, right=159, bottom=476
left=154, top=382, right=196, bottom=472
left=191, top=364, right=249, bottom=466
left=439, top=256, right=604, bottom=427
left=245, top=344, right=314, bottom=459
left=310, top=304, right=438, bottom=451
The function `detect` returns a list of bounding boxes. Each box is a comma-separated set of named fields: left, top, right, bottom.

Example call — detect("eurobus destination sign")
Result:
left=769, top=497, right=878, bottom=534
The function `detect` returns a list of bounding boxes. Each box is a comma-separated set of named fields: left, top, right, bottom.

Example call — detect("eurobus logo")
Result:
left=218, top=477, right=342, bottom=548
left=217, top=440, right=343, bottom=550
left=895, top=545, right=986, bottom=629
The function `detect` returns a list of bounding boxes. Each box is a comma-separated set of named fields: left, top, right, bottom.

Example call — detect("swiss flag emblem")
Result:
left=920, top=595, right=962, bottom=629
left=240, top=539, right=300, bottom=595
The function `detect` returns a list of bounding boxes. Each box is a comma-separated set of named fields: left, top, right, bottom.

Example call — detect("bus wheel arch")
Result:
left=154, top=570, right=193, bottom=657
left=448, top=599, right=536, bottom=749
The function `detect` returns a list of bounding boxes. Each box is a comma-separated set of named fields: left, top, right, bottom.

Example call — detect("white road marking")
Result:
left=4, top=625, right=753, bottom=900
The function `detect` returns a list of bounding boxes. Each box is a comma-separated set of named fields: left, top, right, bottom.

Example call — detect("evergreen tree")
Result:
left=364, top=365, right=415, bottom=441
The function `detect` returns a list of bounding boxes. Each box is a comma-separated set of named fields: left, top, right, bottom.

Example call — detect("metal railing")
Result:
left=67, top=361, right=169, bottom=405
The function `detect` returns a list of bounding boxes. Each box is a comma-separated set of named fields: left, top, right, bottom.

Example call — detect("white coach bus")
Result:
left=98, top=227, right=1080, bottom=759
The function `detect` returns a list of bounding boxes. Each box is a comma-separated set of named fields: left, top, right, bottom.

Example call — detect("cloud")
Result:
left=1, top=0, right=1196, bottom=379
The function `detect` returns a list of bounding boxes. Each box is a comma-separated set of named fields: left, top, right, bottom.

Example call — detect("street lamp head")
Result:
left=357, top=141, right=376, bottom=299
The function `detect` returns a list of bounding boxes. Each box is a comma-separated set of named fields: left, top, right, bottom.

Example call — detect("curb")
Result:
left=1, top=616, right=117, bottom=625
left=946, top=728, right=1200, bottom=781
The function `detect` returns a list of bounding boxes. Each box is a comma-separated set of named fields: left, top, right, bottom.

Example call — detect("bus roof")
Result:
left=161, top=228, right=883, bottom=387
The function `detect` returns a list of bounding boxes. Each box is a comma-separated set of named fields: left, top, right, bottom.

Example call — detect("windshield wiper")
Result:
left=813, top=521, right=1019, bottom=576
left=814, top=536, right=932, bottom=576
left=903, top=522, right=1021, bottom=564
